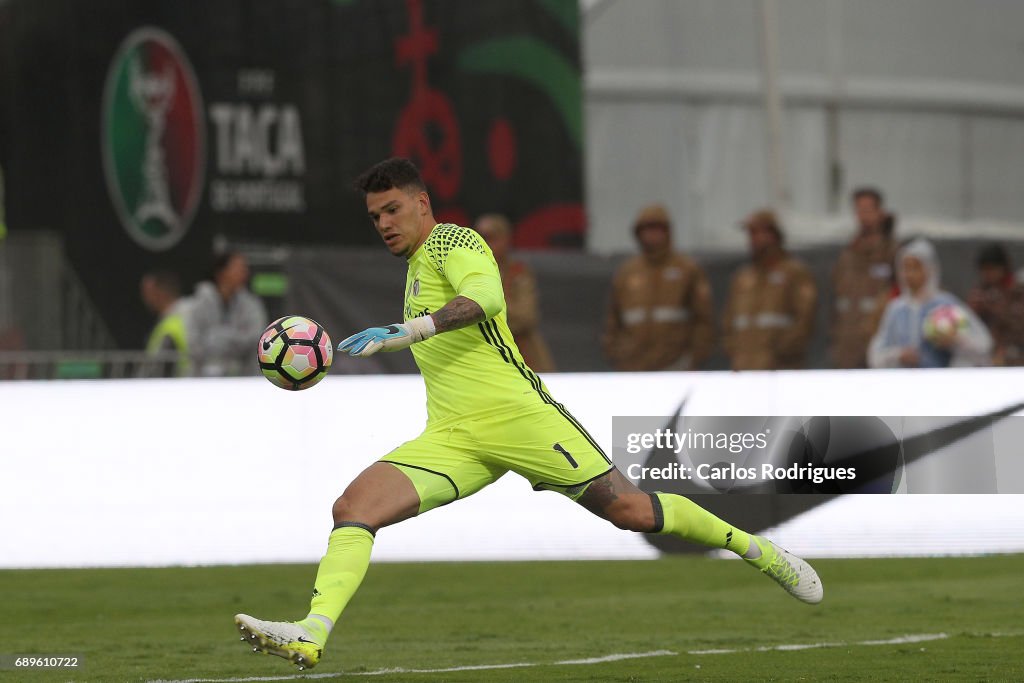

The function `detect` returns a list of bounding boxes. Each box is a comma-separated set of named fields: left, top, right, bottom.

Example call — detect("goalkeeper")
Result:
left=234, top=158, right=823, bottom=670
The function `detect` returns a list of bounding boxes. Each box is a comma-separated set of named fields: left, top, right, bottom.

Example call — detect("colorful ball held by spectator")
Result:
left=922, top=304, right=969, bottom=344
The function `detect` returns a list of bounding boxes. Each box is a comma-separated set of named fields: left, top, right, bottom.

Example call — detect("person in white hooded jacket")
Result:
left=190, top=251, right=268, bottom=376
left=868, top=238, right=992, bottom=368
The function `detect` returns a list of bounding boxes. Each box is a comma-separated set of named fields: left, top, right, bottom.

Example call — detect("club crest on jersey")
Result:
left=406, top=271, right=420, bottom=300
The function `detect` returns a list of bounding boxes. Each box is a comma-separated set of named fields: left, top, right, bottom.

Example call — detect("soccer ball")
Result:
left=257, top=316, right=333, bottom=390
left=922, top=304, right=968, bottom=343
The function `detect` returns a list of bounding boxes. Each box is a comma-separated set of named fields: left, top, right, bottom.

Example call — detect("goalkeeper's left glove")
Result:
left=337, top=316, right=436, bottom=357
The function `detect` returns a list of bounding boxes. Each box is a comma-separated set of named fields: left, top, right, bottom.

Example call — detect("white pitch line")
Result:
left=354, top=662, right=535, bottom=676
left=146, top=650, right=673, bottom=683
left=554, top=649, right=677, bottom=665
left=149, top=633, right=1022, bottom=683
left=757, top=642, right=842, bottom=652
left=149, top=674, right=337, bottom=683
left=858, top=633, right=947, bottom=646
left=688, top=632, right=949, bottom=656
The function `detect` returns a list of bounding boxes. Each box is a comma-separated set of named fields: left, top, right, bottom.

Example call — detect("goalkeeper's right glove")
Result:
left=337, top=316, right=436, bottom=357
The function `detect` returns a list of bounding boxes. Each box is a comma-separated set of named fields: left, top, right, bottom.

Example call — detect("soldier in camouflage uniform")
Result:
left=603, top=204, right=714, bottom=371
left=966, top=243, right=1024, bottom=366
left=723, top=210, right=817, bottom=371
left=830, top=187, right=897, bottom=369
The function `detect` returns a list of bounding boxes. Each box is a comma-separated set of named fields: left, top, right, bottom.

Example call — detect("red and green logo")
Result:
left=102, top=27, right=205, bottom=251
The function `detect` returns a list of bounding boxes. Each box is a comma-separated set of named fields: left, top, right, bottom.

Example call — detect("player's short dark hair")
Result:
left=354, top=157, right=427, bottom=195
left=851, top=186, right=884, bottom=207
left=977, top=242, right=1010, bottom=269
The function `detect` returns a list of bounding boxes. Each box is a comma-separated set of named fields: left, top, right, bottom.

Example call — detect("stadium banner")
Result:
left=0, top=0, right=583, bottom=347
left=1, top=367, right=1023, bottom=568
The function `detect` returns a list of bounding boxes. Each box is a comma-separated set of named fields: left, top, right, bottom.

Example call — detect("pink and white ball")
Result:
left=922, top=304, right=968, bottom=343
left=257, top=316, right=333, bottom=390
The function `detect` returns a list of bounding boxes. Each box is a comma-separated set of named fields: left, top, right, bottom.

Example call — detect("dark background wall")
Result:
left=0, top=0, right=583, bottom=348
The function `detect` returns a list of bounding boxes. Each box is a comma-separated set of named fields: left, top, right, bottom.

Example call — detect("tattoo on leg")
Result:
left=578, top=475, right=619, bottom=518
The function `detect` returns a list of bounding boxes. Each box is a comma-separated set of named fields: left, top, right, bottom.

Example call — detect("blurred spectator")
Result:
left=723, top=210, right=817, bottom=370
left=190, top=251, right=267, bottom=377
left=603, top=204, right=713, bottom=371
left=0, top=162, right=7, bottom=241
left=474, top=213, right=557, bottom=373
left=140, top=269, right=194, bottom=377
left=0, top=162, right=15, bottom=359
left=966, top=243, right=1024, bottom=366
left=868, top=238, right=991, bottom=368
left=830, top=187, right=898, bottom=368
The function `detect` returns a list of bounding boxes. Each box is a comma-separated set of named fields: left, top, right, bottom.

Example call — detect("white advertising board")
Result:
left=1, top=368, right=1022, bottom=567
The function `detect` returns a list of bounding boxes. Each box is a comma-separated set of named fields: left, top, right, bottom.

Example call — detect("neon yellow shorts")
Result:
left=381, top=406, right=614, bottom=513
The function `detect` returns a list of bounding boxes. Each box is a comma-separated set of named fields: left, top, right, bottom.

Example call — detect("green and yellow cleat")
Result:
left=745, top=536, right=824, bottom=605
left=234, top=613, right=323, bottom=670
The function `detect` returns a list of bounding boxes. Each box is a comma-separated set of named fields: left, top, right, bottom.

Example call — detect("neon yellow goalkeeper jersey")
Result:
left=404, top=224, right=551, bottom=426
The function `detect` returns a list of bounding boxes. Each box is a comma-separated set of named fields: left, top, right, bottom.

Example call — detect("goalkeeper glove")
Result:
left=337, top=316, right=436, bottom=357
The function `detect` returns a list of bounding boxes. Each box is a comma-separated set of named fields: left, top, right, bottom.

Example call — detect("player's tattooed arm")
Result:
left=432, top=296, right=487, bottom=333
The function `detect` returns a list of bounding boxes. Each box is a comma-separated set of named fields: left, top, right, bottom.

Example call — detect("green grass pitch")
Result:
left=1, top=555, right=1021, bottom=682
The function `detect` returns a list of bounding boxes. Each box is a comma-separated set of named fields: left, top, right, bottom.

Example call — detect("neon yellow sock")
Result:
left=653, top=492, right=752, bottom=557
left=304, top=525, right=374, bottom=638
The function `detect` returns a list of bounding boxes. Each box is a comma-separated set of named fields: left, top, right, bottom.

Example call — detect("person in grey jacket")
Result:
left=868, top=238, right=991, bottom=369
left=190, top=251, right=268, bottom=376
